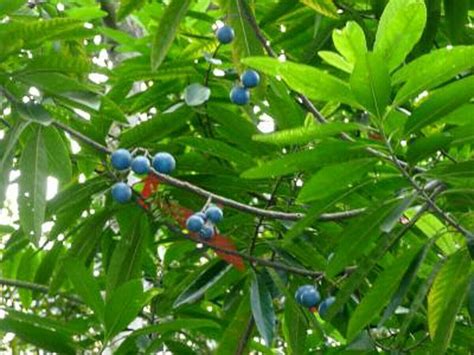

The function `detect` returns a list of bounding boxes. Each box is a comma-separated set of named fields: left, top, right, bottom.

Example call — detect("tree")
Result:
left=0, top=0, right=473, bottom=353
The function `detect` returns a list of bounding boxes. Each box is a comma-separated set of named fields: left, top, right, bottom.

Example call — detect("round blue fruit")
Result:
left=186, top=214, right=205, bottom=232
left=111, top=182, right=132, bottom=204
left=216, top=25, right=234, bottom=44
left=241, top=70, right=260, bottom=88
left=318, top=296, right=336, bottom=318
left=199, top=224, right=214, bottom=240
left=230, top=86, right=250, bottom=105
left=205, top=205, right=223, bottom=224
left=152, top=152, right=176, bottom=174
left=111, top=149, right=132, bottom=171
left=295, top=285, right=321, bottom=308
left=131, top=156, right=150, bottom=175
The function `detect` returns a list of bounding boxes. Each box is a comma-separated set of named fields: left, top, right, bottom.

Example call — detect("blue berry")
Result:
left=111, top=149, right=132, bottom=171
left=199, top=224, right=215, bottom=240
left=318, top=296, right=336, bottom=318
left=216, top=25, right=234, bottom=44
left=111, top=182, right=132, bottom=204
left=230, top=86, right=250, bottom=105
left=131, top=156, right=150, bottom=175
left=295, top=285, right=321, bottom=308
left=186, top=214, right=205, bottom=232
left=152, top=152, right=176, bottom=174
left=205, top=205, right=223, bottom=224
left=241, top=70, right=260, bottom=88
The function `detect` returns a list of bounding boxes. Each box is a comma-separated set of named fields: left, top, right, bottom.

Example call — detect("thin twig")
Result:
left=0, top=278, right=82, bottom=305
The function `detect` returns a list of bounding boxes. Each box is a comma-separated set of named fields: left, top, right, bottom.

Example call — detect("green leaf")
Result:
left=0, top=119, right=29, bottom=205
left=65, top=6, right=107, bottom=21
left=443, top=0, right=470, bottom=44
left=404, top=75, right=474, bottom=134
left=19, top=126, right=48, bottom=242
left=392, top=45, right=474, bottom=105
left=120, top=106, right=192, bottom=147
left=297, top=158, right=375, bottom=203
left=252, top=122, right=361, bottom=146
left=174, top=261, right=232, bottom=308
left=347, top=245, right=422, bottom=340
left=64, top=257, right=105, bottom=323
left=428, top=249, right=471, bottom=353
left=333, top=21, right=367, bottom=67
left=105, top=279, right=157, bottom=340
left=380, top=194, right=417, bottom=233
left=0, top=316, right=75, bottom=354
left=326, top=200, right=400, bottom=278
left=117, top=0, right=147, bottom=21
left=242, top=57, right=357, bottom=106
left=150, top=0, right=191, bottom=70
left=299, top=0, right=338, bottom=18
left=184, top=83, right=211, bottom=106
left=0, top=0, right=24, bottom=17
left=250, top=271, right=275, bottom=347
left=106, top=208, right=150, bottom=294
left=350, top=52, right=391, bottom=118
left=242, top=141, right=371, bottom=179
left=43, top=126, right=72, bottom=186
left=374, top=0, right=427, bottom=72
left=16, top=247, right=40, bottom=308
left=318, top=51, right=352, bottom=73
left=116, top=319, right=221, bottom=354
left=15, top=102, right=53, bottom=126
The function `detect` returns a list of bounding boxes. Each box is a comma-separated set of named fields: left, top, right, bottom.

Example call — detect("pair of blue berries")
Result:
left=295, top=285, right=336, bottom=318
left=230, top=70, right=260, bottom=105
left=186, top=205, right=223, bottom=240
left=110, top=149, right=176, bottom=204
left=215, top=24, right=260, bottom=106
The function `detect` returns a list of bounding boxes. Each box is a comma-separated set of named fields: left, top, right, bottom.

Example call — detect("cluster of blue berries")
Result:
left=110, top=148, right=176, bottom=204
left=295, top=284, right=336, bottom=318
left=186, top=205, right=223, bottom=240
left=215, top=24, right=260, bottom=106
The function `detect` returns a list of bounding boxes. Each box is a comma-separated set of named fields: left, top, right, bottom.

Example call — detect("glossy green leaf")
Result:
left=105, top=279, right=157, bottom=340
left=297, top=158, right=375, bottom=203
left=106, top=208, right=150, bottom=294
left=326, top=200, right=400, bottom=278
left=151, top=0, right=191, bottom=70
left=404, top=75, right=474, bottom=134
left=15, top=102, right=53, bottom=126
left=43, top=126, right=72, bottom=186
left=318, top=51, right=352, bottom=73
left=19, top=126, right=48, bottom=242
left=350, top=52, right=391, bottom=118
left=374, top=0, right=427, bottom=72
left=242, top=57, right=357, bottom=106
left=299, top=0, right=338, bottom=18
left=333, top=21, right=367, bottom=66
left=0, top=316, right=75, bottom=354
left=347, top=245, right=422, bottom=340
left=392, top=46, right=474, bottom=104
left=174, top=261, right=232, bottom=308
left=428, top=249, right=471, bottom=353
left=250, top=271, right=275, bottom=346
left=64, top=257, right=105, bottom=323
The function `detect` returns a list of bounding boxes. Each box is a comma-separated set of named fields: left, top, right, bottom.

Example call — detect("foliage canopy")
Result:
left=0, top=0, right=473, bottom=353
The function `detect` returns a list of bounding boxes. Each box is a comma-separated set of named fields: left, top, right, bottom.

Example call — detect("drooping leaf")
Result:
left=250, top=271, right=275, bottom=347
left=43, top=126, right=72, bottom=186
left=19, top=126, right=48, bottom=242
left=64, top=257, right=105, bottom=323
left=428, top=249, right=471, bottom=353
left=347, top=245, right=422, bottom=340
left=151, top=0, right=191, bottom=70
left=374, top=0, right=427, bottom=72
left=173, top=261, right=232, bottom=308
